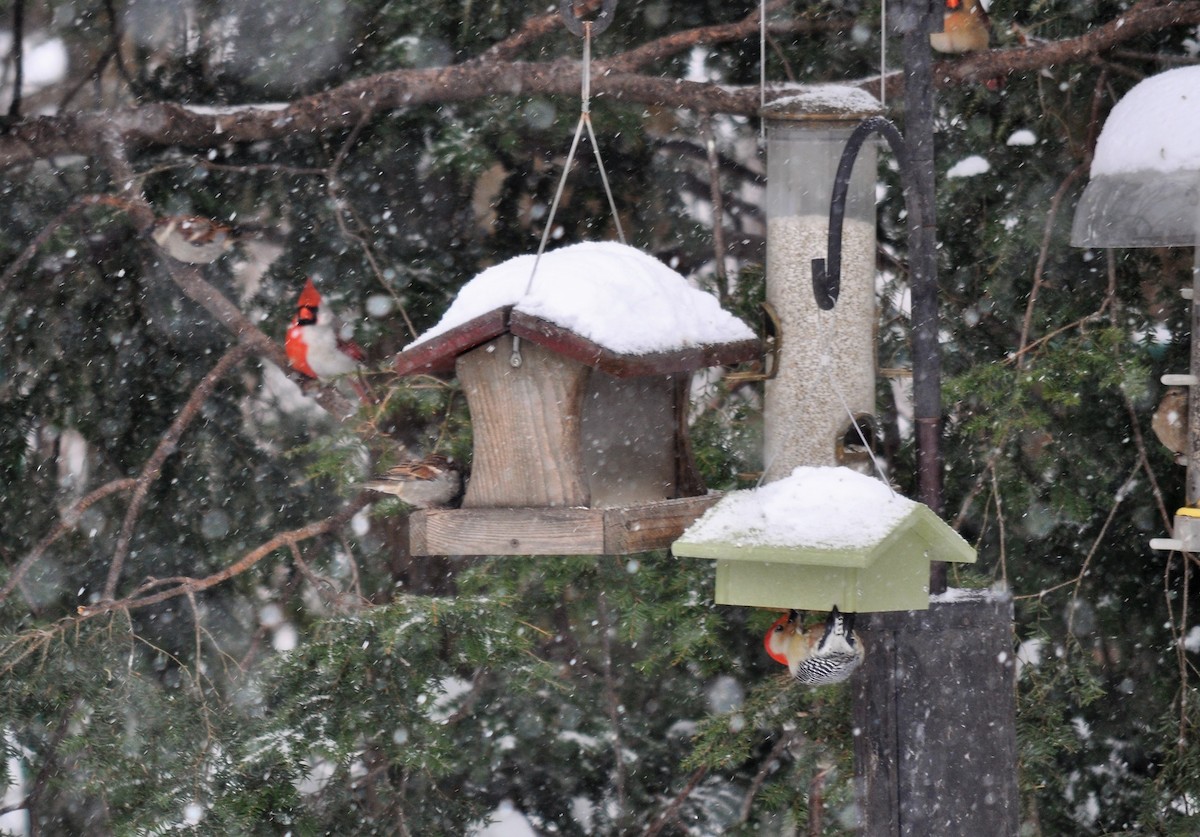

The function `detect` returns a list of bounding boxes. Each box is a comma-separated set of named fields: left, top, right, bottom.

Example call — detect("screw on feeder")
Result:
left=559, top=0, right=617, bottom=38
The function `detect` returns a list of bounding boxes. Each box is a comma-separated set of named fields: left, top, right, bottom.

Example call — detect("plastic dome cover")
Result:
left=1070, top=66, right=1200, bottom=248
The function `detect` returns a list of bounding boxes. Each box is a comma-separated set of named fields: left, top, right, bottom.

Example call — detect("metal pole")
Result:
left=900, top=0, right=945, bottom=593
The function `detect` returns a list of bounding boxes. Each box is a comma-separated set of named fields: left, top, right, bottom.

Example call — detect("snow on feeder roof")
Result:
left=396, top=241, right=758, bottom=378
left=673, top=467, right=976, bottom=612
left=391, top=241, right=760, bottom=557
left=1071, top=66, right=1200, bottom=248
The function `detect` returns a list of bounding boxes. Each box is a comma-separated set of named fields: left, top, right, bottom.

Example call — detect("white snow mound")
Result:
left=406, top=241, right=754, bottom=355
left=1092, top=66, right=1200, bottom=176
left=682, top=466, right=915, bottom=550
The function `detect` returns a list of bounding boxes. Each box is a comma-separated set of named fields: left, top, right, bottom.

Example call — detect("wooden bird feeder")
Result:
left=393, top=242, right=760, bottom=556
left=672, top=466, right=976, bottom=612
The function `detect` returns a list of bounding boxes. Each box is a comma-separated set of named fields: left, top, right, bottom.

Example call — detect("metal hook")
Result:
left=811, top=116, right=929, bottom=310
left=560, top=0, right=617, bottom=37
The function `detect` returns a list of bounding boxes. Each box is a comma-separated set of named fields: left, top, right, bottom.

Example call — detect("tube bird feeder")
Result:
left=762, top=88, right=883, bottom=479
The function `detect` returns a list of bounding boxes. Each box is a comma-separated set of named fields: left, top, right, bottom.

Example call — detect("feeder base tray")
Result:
left=408, top=495, right=721, bottom=556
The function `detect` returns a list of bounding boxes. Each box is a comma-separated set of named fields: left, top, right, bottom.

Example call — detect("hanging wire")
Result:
left=525, top=8, right=627, bottom=298
left=759, top=0, right=767, bottom=143
left=880, top=0, right=887, bottom=108
left=814, top=305, right=895, bottom=495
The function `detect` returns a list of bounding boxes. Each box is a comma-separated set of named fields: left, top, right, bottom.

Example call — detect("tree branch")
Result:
left=0, top=478, right=136, bottom=608
left=103, top=342, right=255, bottom=601
left=79, top=493, right=372, bottom=618
left=0, top=2, right=1192, bottom=172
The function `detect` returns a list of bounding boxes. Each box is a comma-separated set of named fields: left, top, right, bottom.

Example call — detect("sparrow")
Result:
left=363, top=454, right=463, bottom=508
left=285, top=277, right=374, bottom=403
left=930, top=0, right=990, bottom=54
left=1152, top=386, right=1189, bottom=464
left=764, top=607, right=865, bottom=687
left=149, top=215, right=237, bottom=264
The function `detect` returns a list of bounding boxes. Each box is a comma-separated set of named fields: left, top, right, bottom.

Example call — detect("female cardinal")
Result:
left=930, top=0, right=990, bottom=54
left=764, top=607, right=865, bottom=686
left=285, top=278, right=372, bottom=401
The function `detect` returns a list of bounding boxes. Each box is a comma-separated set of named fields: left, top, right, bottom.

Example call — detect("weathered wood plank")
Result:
left=853, top=595, right=1019, bottom=837
left=410, top=507, right=607, bottom=555
left=393, top=307, right=510, bottom=376
left=458, top=336, right=591, bottom=508
left=409, top=496, right=724, bottom=556
left=581, top=372, right=677, bottom=507
left=601, top=494, right=722, bottom=553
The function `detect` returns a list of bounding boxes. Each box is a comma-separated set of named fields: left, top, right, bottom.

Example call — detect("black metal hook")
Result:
left=811, top=116, right=930, bottom=310
left=560, top=0, right=617, bottom=37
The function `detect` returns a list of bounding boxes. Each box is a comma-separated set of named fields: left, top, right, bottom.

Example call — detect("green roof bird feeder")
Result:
left=672, top=467, right=975, bottom=612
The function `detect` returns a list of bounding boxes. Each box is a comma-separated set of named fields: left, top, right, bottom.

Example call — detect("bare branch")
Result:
left=0, top=2, right=1192, bottom=172
left=0, top=478, right=136, bottom=608
left=103, top=342, right=255, bottom=600
left=78, top=493, right=372, bottom=618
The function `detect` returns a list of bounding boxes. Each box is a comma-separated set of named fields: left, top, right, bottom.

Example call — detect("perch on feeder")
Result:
left=1068, top=66, right=1200, bottom=552
left=672, top=466, right=975, bottom=613
left=392, top=241, right=760, bottom=557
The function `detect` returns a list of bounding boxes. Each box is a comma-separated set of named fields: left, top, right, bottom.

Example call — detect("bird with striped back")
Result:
left=764, top=606, right=865, bottom=686
left=285, top=277, right=374, bottom=404
left=363, top=453, right=464, bottom=509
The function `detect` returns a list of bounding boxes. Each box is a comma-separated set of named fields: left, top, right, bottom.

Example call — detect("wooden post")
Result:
left=852, top=594, right=1019, bottom=836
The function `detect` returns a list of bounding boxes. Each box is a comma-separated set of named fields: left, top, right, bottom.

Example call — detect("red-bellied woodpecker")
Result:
left=764, top=606, right=865, bottom=686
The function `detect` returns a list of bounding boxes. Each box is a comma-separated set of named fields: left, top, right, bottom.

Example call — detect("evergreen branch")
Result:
left=104, top=342, right=255, bottom=601
left=78, top=493, right=372, bottom=619
left=737, top=729, right=795, bottom=824
left=0, top=478, right=136, bottom=608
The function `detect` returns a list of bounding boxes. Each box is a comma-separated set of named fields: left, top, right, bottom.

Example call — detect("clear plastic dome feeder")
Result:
left=1071, top=67, right=1200, bottom=552
left=762, top=88, right=883, bottom=479
left=1070, top=66, right=1200, bottom=248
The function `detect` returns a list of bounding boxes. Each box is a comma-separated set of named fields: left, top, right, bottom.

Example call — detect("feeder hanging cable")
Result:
left=524, top=0, right=626, bottom=298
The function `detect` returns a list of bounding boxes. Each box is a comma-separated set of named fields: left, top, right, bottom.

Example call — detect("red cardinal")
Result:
left=286, top=278, right=373, bottom=401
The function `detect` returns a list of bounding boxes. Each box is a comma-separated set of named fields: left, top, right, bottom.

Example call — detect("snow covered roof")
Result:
left=679, top=466, right=916, bottom=552
left=394, top=242, right=759, bottom=377
left=1071, top=66, right=1200, bottom=247
left=1090, top=66, right=1200, bottom=177
left=762, top=84, right=882, bottom=119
